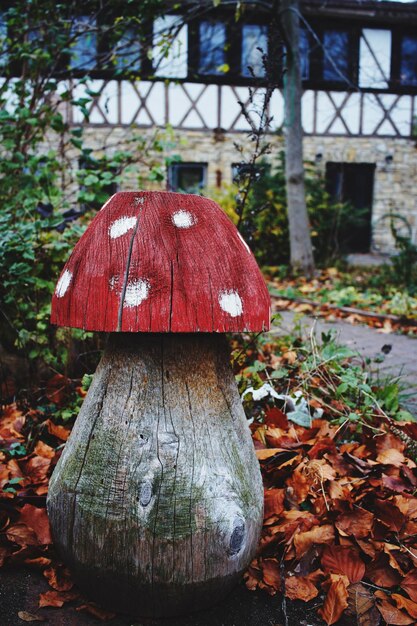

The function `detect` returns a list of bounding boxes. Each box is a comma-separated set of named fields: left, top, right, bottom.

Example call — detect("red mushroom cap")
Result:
left=51, top=191, right=270, bottom=333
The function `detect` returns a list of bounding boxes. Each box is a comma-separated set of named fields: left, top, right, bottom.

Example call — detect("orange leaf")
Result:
left=377, top=448, right=407, bottom=467
left=285, top=575, right=318, bottom=602
left=33, top=441, right=55, bottom=459
left=294, top=524, right=335, bottom=559
left=377, top=598, right=415, bottom=625
left=6, top=523, right=38, bottom=546
left=19, top=505, right=52, bottom=545
left=318, top=574, right=349, bottom=625
left=322, top=545, right=365, bottom=583
left=38, top=590, right=79, bottom=608
left=43, top=565, right=74, bottom=591
left=46, top=420, right=71, bottom=441
left=264, top=488, right=285, bottom=521
left=392, top=593, right=417, bottom=619
left=261, top=558, right=281, bottom=592
left=335, top=508, right=374, bottom=539
left=46, top=374, right=71, bottom=405
left=401, top=570, right=417, bottom=602
left=23, top=457, right=51, bottom=485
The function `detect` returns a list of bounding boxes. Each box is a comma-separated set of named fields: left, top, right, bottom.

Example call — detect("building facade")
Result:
left=14, top=0, right=417, bottom=253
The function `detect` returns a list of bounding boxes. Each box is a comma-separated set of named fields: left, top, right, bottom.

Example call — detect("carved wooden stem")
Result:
left=47, top=333, right=263, bottom=618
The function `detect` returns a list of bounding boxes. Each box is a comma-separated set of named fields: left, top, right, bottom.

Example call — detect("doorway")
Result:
left=325, top=162, right=375, bottom=253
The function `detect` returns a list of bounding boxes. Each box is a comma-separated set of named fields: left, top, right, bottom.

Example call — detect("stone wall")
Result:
left=78, top=125, right=417, bottom=254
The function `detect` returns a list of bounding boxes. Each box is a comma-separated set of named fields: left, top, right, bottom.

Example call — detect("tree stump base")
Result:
left=47, top=334, right=263, bottom=618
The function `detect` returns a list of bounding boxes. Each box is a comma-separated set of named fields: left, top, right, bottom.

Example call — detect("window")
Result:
left=168, top=163, right=207, bottom=193
left=359, top=29, right=391, bottom=89
left=69, top=16, right=97, bottom=71
left=400, top=35, right=417, bottom=87
left=113, top=28, right=141, bottom=73
left=323, top=30, right=349, bottom=83
left=0, top=13, right=7, bottom=69
left=298, top=25, right=352, bottom=85
left=153, top=15, right=188, bottom=78
left=299, top=28, right=311, bottom=80
left=198, top=21, right=226, bottom=75
left=241, top=24, right=268, bottom=78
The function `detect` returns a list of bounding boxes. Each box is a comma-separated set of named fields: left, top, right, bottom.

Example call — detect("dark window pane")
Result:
left=69, top=16, right=97, bottom=70
left=326, top=162, right=374, bottom=253
left=323, top=30, right=349, bottom=82
left=400, top=35, right=417, bottom=86
left=169, top=163, right=207, bottom=192
left=241, top=24, right=268, bottom=77
left=113, top=28, right=141, bottom=72
left=299, top=28, right=310, bottom=80
left=199, top=21, right=226, bottom=75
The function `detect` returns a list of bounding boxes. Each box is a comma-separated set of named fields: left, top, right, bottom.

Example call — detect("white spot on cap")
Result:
left=238, top=232, right=251, bottom=254
left=55, top=270, right=72, bottom=298
left=172, top=210, right=196, bottom=229
left=109, top=216, right=137, bottom=239
left=123, top=279, right=150, bottom=308
left=219, top=290, right=243, bottom=317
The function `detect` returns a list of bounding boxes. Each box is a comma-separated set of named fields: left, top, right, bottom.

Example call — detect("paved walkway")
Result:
left=272, top=310, right=417, bottom=416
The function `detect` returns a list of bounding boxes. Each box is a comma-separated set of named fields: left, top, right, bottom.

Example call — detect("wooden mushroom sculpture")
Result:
left=48, top=191, right=270, bottom=618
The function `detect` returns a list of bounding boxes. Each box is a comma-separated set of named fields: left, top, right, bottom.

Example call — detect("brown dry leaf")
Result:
left=335, top=508, right=374, bottom=539
left=264, top=488, right=285, bottom=521
left=401, top=570, right=417, bottom=602
left=322, top=545, right=365, bottom=583
left=38, top=589, right=79, bottom=608
left=19, top=505, right=52, bottom=545
left=33, top=441, right=55, bottom=459
left=346, top=583, right=380, bottom=626
left=286, top=466, right=310, bottom=504
left=377, top=448, right=407, bottom=467
left=0, top=404, right=26, bottom=440
left=261, top=558, right=281, bottom=592
left=282, top=350, right=297, bottom=364
left=23, top=457, right=51, bottom=485
left=294, top=525, right=335, bottom=559
left=17, top=611, right=45, bottom=622
left=318, top=574, right=349, bottom=625
left=244, top=563, right=262, bottom=591
left=46, top=373, right=71, bottom=405
left=392, top=593, right=417, bottom=619
left=376, top=598, right=415, bottom=625
left=366, top=554, right=402, bottom=588
left=374, top=499, right=405, bottom=532
left=76, top=602, right=116, bottom=620
left=285, top=575, right=318, bottom=602
left=24, top=557, right=52, bottom=568
left=45, top=420, right=71, bottom=441
left=6, top=524, right=39, bottom=546
left=43, top=565, right=74, bottom=591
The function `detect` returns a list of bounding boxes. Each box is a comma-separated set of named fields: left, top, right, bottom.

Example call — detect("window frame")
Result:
left=167, top=162, right=208, bottom=193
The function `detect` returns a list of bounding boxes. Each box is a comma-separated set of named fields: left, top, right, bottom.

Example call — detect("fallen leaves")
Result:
left=244, top=336, right=417, bottom=625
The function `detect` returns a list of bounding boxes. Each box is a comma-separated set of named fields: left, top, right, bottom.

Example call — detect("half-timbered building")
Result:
left=5, top=0, right=417, bottom=253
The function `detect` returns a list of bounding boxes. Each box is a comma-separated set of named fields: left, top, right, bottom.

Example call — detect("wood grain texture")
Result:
left=47, top=334, right=264, bottom=618
left=50, top=191, right=270, bottom=333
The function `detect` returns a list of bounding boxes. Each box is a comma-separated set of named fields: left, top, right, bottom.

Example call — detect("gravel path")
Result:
left=272, top=310, right=417, bottom=416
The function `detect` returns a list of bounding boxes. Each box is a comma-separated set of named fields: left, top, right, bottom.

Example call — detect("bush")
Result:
left=235, top=151, right=367, bottom=268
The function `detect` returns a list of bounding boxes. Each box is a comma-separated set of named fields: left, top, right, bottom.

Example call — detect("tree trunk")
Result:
left=280, top=0, right=315, bottom=277
left=47, top=333, right=263, bottom=618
